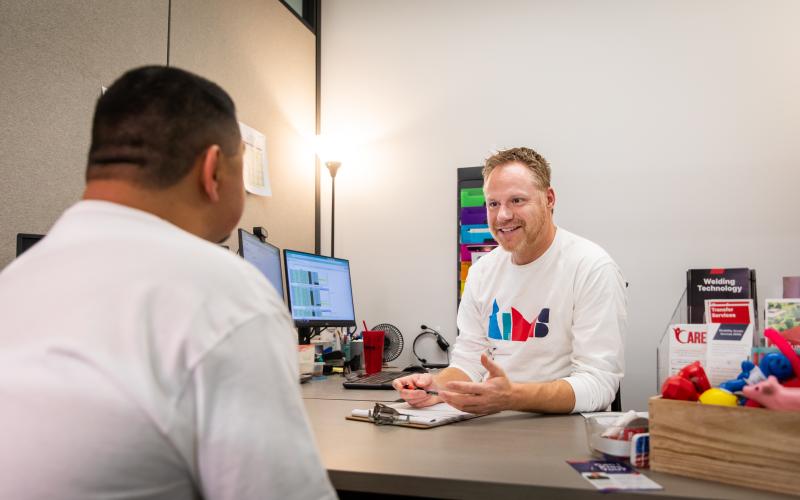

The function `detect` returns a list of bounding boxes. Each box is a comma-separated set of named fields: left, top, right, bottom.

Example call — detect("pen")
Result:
left=403, top=384, right=438, bottom=396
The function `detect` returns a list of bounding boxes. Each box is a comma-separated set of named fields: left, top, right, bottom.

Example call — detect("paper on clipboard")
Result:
left=349, top=402, right=479, bottom=428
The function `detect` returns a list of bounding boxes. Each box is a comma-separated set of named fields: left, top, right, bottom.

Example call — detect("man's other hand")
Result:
left=392, top=373, right=440, bottom=408
left=438, top=353, right=513, bottom=414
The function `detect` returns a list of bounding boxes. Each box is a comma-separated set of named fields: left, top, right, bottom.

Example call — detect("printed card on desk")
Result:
left=705, top=299, right=754, bottom=386
left=567, top=460, right=662, bottom=492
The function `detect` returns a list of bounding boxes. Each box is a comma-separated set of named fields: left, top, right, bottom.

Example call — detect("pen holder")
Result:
left=347, top=340, right=363, bottom=371
left=363, top=330, right=384, bottom=375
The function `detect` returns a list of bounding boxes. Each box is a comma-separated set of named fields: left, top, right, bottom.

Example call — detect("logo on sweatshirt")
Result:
left=487, top=299, right=550, bottom=341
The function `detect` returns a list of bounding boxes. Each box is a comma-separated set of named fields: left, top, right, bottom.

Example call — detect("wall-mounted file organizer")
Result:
left=460, top=224, right=493, bottom=244
left=457, top=167, right=497, bottom=312
left=460, top=206, right=487, bottom=225
left=459, top=187, right=485, bottom=207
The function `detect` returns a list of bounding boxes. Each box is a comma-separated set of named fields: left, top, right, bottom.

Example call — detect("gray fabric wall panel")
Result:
left=0, top=1, right=168, bottom=267
left=170, top=0, right=316, bottom=255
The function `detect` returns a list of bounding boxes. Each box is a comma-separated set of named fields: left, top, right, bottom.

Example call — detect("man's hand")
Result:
left=392, top=373, right=441, bottom=408
left=438, top=353, right=514, bottom=414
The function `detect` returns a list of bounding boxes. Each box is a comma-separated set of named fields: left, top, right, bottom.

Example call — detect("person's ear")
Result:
left=199, top=145, right=222, bottom=203
left=546, top=187, right=556, bottom=211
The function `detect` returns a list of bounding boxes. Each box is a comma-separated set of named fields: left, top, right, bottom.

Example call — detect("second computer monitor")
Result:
left=238, top=229, right=284, bottom=300
left=283, top=249, right=356, bottom=328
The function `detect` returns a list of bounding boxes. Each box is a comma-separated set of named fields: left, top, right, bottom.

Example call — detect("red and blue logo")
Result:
left=487, top=299, right=550, bottom=341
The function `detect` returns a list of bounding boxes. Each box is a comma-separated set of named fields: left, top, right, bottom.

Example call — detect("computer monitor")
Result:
left=283, top=249, right=356, bottom=344
left=16, top=233, right=44, bottom=257
left=238, top=229, right=284, bottom=300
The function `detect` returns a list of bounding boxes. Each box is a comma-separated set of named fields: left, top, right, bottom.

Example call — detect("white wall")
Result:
left=321, top=0, right=800, bottom=410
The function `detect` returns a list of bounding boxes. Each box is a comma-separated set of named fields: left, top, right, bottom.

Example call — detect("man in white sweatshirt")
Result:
left=394, top=147, right=627, bottom=414
left=0, top=66, right=335, bottom=500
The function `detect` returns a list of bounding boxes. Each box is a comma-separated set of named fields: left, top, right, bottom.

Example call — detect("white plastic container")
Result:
left=584, top=412, right=649, bottom=466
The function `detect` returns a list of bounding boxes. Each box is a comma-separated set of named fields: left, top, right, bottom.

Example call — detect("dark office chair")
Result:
left=611, top=388, right=622, bottom=412
left=16, top=233, right=44, bottom=257
left=610, top=281, right=628, bottom=412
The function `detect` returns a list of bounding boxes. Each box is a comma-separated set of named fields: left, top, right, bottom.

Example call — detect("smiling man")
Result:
left=394, top=147, right=627, bottom=414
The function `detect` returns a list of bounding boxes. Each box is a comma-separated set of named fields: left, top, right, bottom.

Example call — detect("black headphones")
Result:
left=413, top=325, right=451, bottom=369
left=252, top=226, right=268, bottom=243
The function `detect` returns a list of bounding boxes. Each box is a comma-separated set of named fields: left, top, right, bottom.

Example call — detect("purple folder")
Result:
left=460, top=207, right=487, bottom=225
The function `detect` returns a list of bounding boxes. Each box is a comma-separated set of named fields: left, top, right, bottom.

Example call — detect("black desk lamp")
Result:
left=325, top=160, right=341, bottom=258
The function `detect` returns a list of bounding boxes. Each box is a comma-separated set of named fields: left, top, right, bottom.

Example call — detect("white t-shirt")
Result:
left=0, top=201, right=335, bottom=500
left=452, top=227, right=627, bottom=413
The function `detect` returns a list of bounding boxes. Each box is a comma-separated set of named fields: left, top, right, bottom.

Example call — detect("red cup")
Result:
left=363, top=330, right=385, bottom=375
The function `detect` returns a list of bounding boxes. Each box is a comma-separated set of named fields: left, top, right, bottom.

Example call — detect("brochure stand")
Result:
left=656, top=289, right=687, bottom=392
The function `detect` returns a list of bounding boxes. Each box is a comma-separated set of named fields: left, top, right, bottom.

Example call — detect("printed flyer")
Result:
left=567, top=460, right=662, bottom=492
left=667, top=324, right=708, bottom=376
left=765, top=299, right=800, bottom=345
left=705, top=299, right=754, bottom=386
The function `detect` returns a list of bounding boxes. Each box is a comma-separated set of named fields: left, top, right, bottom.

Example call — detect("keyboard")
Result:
left=342, top=371, right=411, bottom=390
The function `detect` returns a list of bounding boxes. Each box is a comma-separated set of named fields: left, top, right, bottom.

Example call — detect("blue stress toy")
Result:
left=720, top=360, right=764, bottom=393
left=760, top=352, right=794, bottom=381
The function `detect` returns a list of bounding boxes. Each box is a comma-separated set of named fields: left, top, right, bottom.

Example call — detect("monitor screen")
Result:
left=16, top=233, right=44, bottom=257
left=283, top=249, right=356, bottom=327
left=238, top=229, right=284, bottom=300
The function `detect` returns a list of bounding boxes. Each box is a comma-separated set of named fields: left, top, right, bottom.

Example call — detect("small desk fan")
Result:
left=371, top=323, right=404, bottom=363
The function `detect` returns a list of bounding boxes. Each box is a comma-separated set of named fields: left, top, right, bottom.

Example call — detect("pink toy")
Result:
left=742, top=376, right=800, bottom=411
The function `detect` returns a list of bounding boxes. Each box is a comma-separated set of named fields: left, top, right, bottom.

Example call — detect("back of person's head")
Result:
left=87, top=66, right=240, bottom=189
left=483, top=147, right=551, bottom=189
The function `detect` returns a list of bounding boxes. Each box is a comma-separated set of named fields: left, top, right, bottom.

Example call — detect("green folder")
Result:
left=460, top=188, right=484, bottom=207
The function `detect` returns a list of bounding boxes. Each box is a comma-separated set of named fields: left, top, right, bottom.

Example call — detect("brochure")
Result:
left=567, top=460, right=662, bottom=492
left=705, top=298, right=754, bottom=324
left=765, top=299, right=800, bottom=345
left=667, top=324, right=708, bottom=376
left=705, top=299, right=754, bottom=385
left=687, top=268, right=754, bottom=324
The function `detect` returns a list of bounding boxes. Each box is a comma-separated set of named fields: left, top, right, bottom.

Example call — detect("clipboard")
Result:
left=347, top=402, right=481, bottom=429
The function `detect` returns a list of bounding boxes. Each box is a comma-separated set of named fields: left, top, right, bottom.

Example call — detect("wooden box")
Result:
left=649, top=396, right=800, bottom=496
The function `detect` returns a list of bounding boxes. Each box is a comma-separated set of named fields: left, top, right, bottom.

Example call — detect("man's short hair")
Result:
left=483, top=147, right=551, bottom=189
left=87, top=66, right=239, bottom=188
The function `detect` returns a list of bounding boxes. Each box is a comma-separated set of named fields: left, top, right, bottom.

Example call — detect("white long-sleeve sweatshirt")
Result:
left=452, top=227, right=627, bottom=412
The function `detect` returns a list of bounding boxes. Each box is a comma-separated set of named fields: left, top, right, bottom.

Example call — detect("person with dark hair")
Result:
left=0, top=66, right=335, bottom=500
left=394, top=147, right=627, bottom=415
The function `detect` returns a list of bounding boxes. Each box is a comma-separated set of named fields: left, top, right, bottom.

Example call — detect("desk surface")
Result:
left=302, top=392, right=793, bottom=499
left=301, top=373, right=401, bottom=402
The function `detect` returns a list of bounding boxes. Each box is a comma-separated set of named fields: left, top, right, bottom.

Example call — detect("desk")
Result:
left=301, top=382, right=793, bottom=499
left=301, top=374, right=399, bottom=402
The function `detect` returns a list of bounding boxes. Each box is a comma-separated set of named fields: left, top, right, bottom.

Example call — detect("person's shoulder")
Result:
left=169, top=235, right=267, bottom=289
left=154, top=235, right=288, bottom=320
left=557, top=228, right=615, bottom=268
left=107, top=214, right=274, bottom=300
